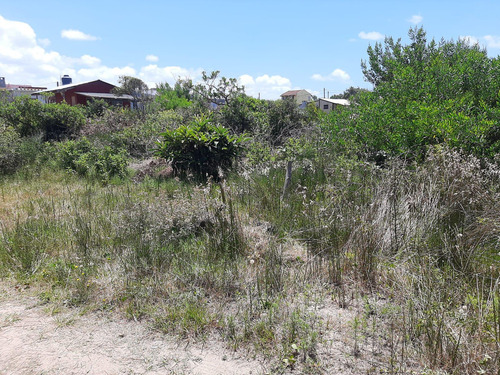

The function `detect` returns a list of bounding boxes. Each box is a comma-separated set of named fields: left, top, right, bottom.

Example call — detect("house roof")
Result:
left=317, top=98, right=350, bottom=106
left=33, top=79, right=115, bottom=94
left=5, top=84, right=46, bottom=91
left=281, top=90, right=302, bottom=97
left=75, top=92, right=134, bottom=100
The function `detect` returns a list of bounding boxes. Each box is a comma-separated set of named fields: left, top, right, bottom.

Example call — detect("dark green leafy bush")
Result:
left=42, top=103, right=85, bottom=141
left=83, top=98, right=110, bottom=118
left=155, top=114, right=246, bottom=181
left=0, top=96, right=43, bottom=137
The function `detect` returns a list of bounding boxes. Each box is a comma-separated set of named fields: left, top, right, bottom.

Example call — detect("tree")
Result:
left=330, top=86, right=369, bottom=101
left=191, top=71, right=244, bottom=108
left=325, top=27, right=500, bottom=159
left=112, top=76, right=150, bottom=109
left=361, top=27, right=439, bottom=87
left=155, top=81, right=192, bottom=111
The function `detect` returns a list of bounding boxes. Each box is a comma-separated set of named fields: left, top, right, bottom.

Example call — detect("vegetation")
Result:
left=0, top=27, right=499, bottom=374
left=155, top=114, right=246, bottom=181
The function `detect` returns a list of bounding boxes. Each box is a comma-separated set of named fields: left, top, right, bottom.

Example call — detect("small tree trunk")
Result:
left=281, top=160, right=293, bottom=201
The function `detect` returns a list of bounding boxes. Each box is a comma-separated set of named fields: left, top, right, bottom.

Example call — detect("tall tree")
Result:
left=191, top=71, right=244, bottom=108
left=112, top=76, right=149, bottom=108
left=325, top=27, right=500, bottom=159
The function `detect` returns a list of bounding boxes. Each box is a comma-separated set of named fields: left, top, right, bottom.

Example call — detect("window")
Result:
left=323, top=104, right=329, bottom=109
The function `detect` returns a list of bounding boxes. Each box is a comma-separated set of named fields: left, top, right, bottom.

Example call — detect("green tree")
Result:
left=112, top=76, right=150, bottom=109
left=191, top=71, right=245, bottom=108
left=155, top=82, right=192, bottom=110
left=330, top=86, right=370, bottom=102
left=326, top=27, right=500, bottom=159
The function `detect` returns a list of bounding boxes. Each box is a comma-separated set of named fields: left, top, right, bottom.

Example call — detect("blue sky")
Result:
left=1, top=0, right=500, bottom=99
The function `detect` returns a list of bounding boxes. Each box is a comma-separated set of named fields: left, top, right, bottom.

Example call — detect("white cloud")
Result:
left=239, top=74, right=292, bottom=99
left=78, top=65, right=137, bottom=82
left=408, top=15, right=423, bottom=24
left=139, top=65, right=203, bottom=88
left=0, top=14, right=67, bottom=84
left=238, top=74, right=255, bottom=86
left=311, top=69, right=350, bottom=82
left=61, top=29, right=98, bottom=41
left=79, top=54, right=101, bottom=67
left=484, top=35, right=500, bottom=48
left=0, top=14, right=206, bottom=89
left=460, top=35, right=500, bottom=50
left=359, top=31, right=384, bottom=41
left=38, top=38, right=51, bottom=47
left=146, top=54, right=159, bottom=62
left=460, top=35, right=480, bottom=46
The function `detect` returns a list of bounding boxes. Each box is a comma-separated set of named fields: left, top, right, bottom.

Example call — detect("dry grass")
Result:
left=0, top=146, right=498, bottom=374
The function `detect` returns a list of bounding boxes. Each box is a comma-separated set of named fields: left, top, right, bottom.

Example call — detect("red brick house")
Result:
left=32, top=79, right=133, bottom=107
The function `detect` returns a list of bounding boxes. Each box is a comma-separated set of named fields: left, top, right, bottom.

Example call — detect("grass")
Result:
left=0, top=145, right=499, bottom=374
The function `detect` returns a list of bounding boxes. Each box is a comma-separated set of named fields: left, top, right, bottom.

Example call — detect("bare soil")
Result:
left=0, top=283, right=263, bottom=375
left=0, top=281, right=415, bottom=375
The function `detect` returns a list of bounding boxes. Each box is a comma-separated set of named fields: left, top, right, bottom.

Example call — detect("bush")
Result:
left=57, top=138, right=128, bottom=181
left=267, top=98, right=309, bottom=145
left=217, top=95, right=268, bottom=134
left=41, top=103, right=85, bottom=141
left=155, top=114, right=246, bottom=181
left=0, top=121, right=22, bottom=174
left=82, top=99, right=110, bottom=118
left=0, top=96, right=43, bottom=137
left=0, top=97, right=85, bottom=141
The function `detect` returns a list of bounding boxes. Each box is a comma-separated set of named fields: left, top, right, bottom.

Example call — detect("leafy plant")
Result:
left=57, top=137, right=128, bottom=181
left=155, top=114, right=246, bottom=181
left=0, top=97, right=85, bottom=141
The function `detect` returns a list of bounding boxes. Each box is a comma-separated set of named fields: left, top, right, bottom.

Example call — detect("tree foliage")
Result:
left=325, top=27, right=500, bottom=159
left=191, top=71, right=244, bottom=108
left=154, top=114, right=246, bottom=181
left=155, top=81, right=192, bottom=111
left=112, top=76, right=150, bottom=109
left=330, top=86, right=369, bottom=101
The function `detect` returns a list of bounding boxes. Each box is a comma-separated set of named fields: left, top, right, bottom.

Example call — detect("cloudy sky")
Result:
left=1, top=0, right=500, bottom=99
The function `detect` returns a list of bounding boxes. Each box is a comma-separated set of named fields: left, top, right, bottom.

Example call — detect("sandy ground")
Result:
left=0, top=289, right=263, bottom=375
left=0, top=281, right=410, bottom=375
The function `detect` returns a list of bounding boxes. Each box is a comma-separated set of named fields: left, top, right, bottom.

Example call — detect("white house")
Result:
left=316, top=98, right=350, bottom=114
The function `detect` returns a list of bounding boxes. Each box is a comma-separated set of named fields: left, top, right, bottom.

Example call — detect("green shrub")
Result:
left=57, top=138, right=128, bottom=181
left=0, top=97, right=85, bottom=141
left=82, top=98, right=110, bottom=118
left=0, top=96, right=43, bottom=137
left=0, top=121, right=22, bottom=174
left=155, top=114, right=246, bottom=181
left=41, top=103, right=85, bottom=141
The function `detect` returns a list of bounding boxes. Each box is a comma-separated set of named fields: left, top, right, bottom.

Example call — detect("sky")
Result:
left=1, top=0, right=500, bottom=99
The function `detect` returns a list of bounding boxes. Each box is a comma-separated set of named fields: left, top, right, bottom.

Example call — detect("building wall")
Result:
left=52, top=81, right=116, bottom=105
left=317, top=99, right=341, bottom=114
left=295, top=90, right=313, bottom=104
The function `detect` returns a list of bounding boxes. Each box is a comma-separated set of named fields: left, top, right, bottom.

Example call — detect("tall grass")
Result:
left=0, top=144, right=498, bottom=373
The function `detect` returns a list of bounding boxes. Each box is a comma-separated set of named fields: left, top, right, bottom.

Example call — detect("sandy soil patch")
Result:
left=0, top=290, right=263, bottom=375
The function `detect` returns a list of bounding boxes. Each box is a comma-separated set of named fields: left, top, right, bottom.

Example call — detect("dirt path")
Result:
left=0, top=289, right=263, bottom=375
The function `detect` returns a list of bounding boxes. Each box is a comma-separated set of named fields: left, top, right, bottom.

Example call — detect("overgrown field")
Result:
left=0, top=27, right=499, bottom=374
